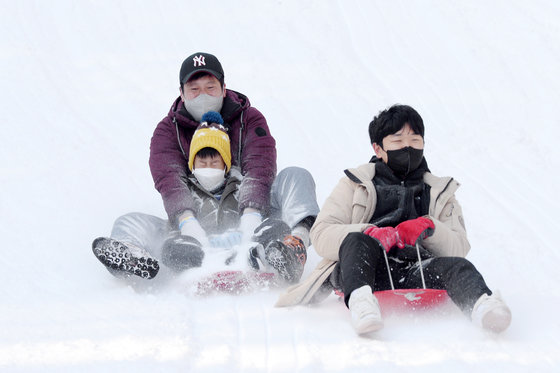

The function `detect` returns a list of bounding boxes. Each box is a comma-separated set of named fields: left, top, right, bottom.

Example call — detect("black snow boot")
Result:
left=262, top=238, right=306, bottom=284
left=247, top=218, right=307, bottom=283
left=251, top=218, right=292, bottom=246
left=161, top=235, right=205, bottom=272
left=92, top=237, right=160, bottom=279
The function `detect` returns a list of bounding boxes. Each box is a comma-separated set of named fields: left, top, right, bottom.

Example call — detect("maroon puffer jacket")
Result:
left=149, top=89, right=277, bottom=226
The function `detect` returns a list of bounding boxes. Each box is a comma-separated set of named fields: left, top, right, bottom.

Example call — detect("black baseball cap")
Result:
left=179, top=52, right=224, bottom=85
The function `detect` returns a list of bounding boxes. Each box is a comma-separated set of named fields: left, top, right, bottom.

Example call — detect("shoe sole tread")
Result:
left=92, top=237, right=159, bottom=279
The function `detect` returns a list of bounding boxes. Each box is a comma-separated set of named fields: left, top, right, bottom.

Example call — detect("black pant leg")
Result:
left=403, top=256, right=492, bottom=314
left=338, top=232, right=388, bottom=306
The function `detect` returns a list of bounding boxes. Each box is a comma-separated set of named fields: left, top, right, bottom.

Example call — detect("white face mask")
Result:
left=183, top=94, right=224, bottom=122
left=193, top=167, right=226, bottom=192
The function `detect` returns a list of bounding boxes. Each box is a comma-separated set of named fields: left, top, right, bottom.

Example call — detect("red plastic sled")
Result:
left=335, top=288, right=448, bottom=315
left=375, top=288, right=448, bottom=310
left=196, top=270, right=277, bottom=295
left=335, top=242, right=450, bottom=314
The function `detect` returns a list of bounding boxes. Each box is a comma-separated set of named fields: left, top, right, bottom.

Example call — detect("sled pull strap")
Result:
left=382, top=248, right=395, bottom=290
left=416, top=242, right=427, bottom=289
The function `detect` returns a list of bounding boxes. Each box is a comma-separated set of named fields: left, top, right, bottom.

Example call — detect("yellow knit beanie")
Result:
left=188, top=120, right=231, bottom=172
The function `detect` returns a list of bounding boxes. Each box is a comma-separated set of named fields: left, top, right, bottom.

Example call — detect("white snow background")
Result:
left=1, top=0, right=559, bottom=371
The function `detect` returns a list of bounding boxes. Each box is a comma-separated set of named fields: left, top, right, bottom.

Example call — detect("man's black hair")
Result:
left=195, top=147, right=221, bottom=159
left=180, top=72, right=225, bottom=91
left=368, top=104, right=424, bottom=147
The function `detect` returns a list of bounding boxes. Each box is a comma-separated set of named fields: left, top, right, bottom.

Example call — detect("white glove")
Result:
left=179, top=213, right=209, bottom=247
left=239, top=211, right=262, bottom=243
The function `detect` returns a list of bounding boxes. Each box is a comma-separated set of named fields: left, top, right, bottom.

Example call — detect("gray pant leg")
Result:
left=269, top=167, right=320, bottom=228
left=110, top=212, right=172, bottom=259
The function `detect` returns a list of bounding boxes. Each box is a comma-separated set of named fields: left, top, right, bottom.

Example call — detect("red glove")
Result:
left=363, top=226, right=398, bottom=252
left=396, top=217, right=435, bottom=248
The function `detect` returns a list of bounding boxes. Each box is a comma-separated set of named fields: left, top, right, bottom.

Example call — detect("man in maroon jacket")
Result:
left=150, top=52, right=276, bottom=231
left=92, top=53, right=319, bottom=283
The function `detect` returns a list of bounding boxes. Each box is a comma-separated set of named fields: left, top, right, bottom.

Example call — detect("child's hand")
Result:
left=209, top=231, right=242, bottom=248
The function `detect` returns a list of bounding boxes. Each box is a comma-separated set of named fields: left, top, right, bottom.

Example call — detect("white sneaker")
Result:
left=348, top=285, right=384, bottom=335
left=472, top=292, right=512, bottom=333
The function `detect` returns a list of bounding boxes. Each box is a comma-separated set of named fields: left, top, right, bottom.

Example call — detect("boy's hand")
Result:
left=179, top=215, right=209, bottom=247
left=239, top=211, right=262, bottom=242
left=396, top=217, right=435, bottom=248
left=363, top=226, right=398, bottom=252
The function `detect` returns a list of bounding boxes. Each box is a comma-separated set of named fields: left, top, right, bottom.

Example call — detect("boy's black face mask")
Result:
left=386, top=147, right=424, bottom=177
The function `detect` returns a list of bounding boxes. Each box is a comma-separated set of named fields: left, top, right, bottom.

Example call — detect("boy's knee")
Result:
left=448, top=256, right=474, bottom=269
left=340, top=232, right=379, bottom=256
left=433, top=256, right=477, bottom=275
left=343, top=231, right=368, bottom=243
left=114, top=212, right=145, bottom=225
left=277, top=166, right=314, bottom=183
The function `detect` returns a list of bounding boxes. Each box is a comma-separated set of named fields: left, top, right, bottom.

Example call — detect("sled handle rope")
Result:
left=381, top=242, right=427, bottom=290
left=415, top=242, right=427, bottom=289
left=381, top=247, right=395, bottom=290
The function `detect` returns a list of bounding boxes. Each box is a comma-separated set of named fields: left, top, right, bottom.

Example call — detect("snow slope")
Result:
left=1, top=0, right=560, bottom=371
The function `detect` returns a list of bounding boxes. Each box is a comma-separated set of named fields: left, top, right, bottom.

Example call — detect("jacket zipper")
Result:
left=174, top=116, right=188, bottom=161
left=434, top=178, right=454, bottom=208
left=237, top=110, right=245, bottom=169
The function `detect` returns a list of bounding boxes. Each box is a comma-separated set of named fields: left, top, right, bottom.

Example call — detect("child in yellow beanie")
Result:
left=169, top=111, right=245, bottom=265
left=166, top=112, right=309, bottom=284
left=188, top=115, right=232, bottom=193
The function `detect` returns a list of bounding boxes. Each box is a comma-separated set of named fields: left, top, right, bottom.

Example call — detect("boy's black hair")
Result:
left=180, top=72, right=225, bottom=91
left=368, top=104, right=424, bottom=147
left=195, top=147, right=221, bottom=159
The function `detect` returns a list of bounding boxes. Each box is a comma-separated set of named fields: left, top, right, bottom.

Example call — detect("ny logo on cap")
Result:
left=193, top=55, right=206, bottom=67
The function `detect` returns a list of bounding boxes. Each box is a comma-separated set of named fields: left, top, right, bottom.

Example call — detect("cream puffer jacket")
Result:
left=275, top=162, right=470, bottom=307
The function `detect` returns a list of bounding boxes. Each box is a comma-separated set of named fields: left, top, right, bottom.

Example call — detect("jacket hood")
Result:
left=168, top=89, right=251, bottom=129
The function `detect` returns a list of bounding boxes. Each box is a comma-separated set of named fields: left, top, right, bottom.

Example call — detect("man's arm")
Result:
left=237, top=107, right=277, bottom=212
left=149, top=118, right=195, bottom=226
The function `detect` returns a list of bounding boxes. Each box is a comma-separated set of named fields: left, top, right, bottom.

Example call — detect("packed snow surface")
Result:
left=1, top=0, right=559, bottom=371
